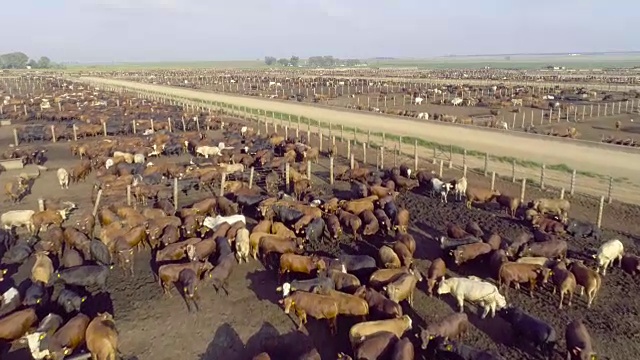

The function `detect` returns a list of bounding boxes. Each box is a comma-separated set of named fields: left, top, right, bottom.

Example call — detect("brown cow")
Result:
left=158, top=260, right=213, bottom=295
left=568, top=260, right=601, bottom=308
left=392, top=241, right=413, bottom=267
left=496, top=195, right=520, bottom=217
left=279, top=254, right=326, bottom=282
left=293, top=215, right=315, bottom=234
left=272, top=222, right=296, bottom=238
left=155, top=238, right=203, bottom=262
left=550, top=261, right=576, bottom=309
left=483, top=233, right=503, bottom=251
left=447, top=223, right=469, bottom=239
left=384, top=271, right=422, bottom=306
left=465, top=221, right=484, bottom=237
left=281, top=291, right=339, bottom=334
left=325, top=214, right=343, bottom=239
left=360, top=210, right=380, bottom=236
left=419, top=313, right=469, bottom=350
left=259, top=236, right=304, bottom=262
left=465, top=187, right=499, bottom=208
left=32, top=209, right=68, bottom=235
left=498, top=262, right=550, bottom=297
left=531, top=215, right=566, bottom=234
left=321, top=198, right=340, bottom=214
left=391, top=337, right=414, bottom=360
left=451, top=242, right=492, bottom=266
left=63, top=227, right=91, bottom=259
left=393, top=208, right=410, bottom=233
left=293, top=179, right=311, bottom=200
left=324, top=269, right=361, bottom=293
left=31, top=252, right=54, bottom=284
left=379, top=246, right=401, bottom=269
left=341, top=199, right=375, bottom=215
left=86, top=313, right=118, bottom=360
left=313, top=289, right=369, bottom=320
left=426, top=258, right=446, bottom=296
left=337, top=209, right=362, bottom=239
left=0, top=308, right=37, bottom=341
left=46, top=313, right=91, bottom=360
left=369, top=267, right=412, bottom=290
left=395, top=233, right=416, bottom=255
left=354, top=286, right=403, bottom=319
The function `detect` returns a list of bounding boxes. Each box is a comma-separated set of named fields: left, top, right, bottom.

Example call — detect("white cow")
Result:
left=511, top=98, right=523, bottom=106
left=219, top=163, right=244, bottom=174
left=417, top=112, right=429, bottom=120
left=593, top=239, right=624, bottom=275
left=453, top=176, right=467, bottom=201
left=235, top=228, right=250, bottom=263
left=1, top=210, right=35, bottom=234
left=429, top=178, right=452, bottom=203
left=195, top=146, right=221, bottom=158
left=56, top=168, right=69, bottom=189
left=451, top=97, right=464, bottom=106
left=498, top=121, right=509, bottom=130
left=413, top=97, right=424, bottom=105
left=134, top=153, right=146, bottom=164
left=203, top=214, right=246, bottom=230
left=105, top=158, right=114, bottom=169
left=437, top=277, right=507, bottom=318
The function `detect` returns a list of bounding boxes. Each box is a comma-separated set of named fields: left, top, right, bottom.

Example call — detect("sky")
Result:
left=2, top=0, right=638, bottom=63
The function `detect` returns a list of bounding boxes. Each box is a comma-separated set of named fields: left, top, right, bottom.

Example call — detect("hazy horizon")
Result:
left=3, top=0, right=638, bottom=63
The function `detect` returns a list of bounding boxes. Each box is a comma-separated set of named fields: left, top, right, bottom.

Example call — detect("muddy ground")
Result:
left=1, top=119, right=639, bottom=360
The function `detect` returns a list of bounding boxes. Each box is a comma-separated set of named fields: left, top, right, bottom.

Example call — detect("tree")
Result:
left=27, top=59, right=38, bottom=68
left=277, top=58, right=289, bottom=66
left=264, top=56, right=276, bottom=66
left=0, top=52, right=29, bottom=69
left=289, top=56, right=299, bottom=67
left=38, top=56, right=51, bottom=69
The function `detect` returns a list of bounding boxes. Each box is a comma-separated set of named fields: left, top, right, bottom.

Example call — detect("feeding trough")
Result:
left=0, top=157, right=24, bottom=170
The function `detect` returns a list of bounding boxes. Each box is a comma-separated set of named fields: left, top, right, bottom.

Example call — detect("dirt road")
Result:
left=80, top=77, right=640, bottom=183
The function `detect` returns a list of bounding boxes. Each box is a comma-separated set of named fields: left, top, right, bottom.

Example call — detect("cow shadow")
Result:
left=245, top=269, right=281, bottom=305
left=82, top=291, right=114, bottom=317
left=198, top=323, right=244, bottom=360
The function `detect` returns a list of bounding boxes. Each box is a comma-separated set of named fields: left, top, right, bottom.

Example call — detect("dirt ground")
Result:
left=2, top=117, right=640, bottom=360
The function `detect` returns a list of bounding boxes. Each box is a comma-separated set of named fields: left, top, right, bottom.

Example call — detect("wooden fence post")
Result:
left=483, top=153, right=489, bottom=176
left=347, top=140, right=351, bottom=159
left=92, top=190, right=103, bottom=217
left=463, top=165, right=467, bottom=178
left=103, top=122, right=107, bottom=137
left=559, top=188, right=565, bottom=200
left=607, top=176, right=613, bottom=204
left=350, top=154, right=355, bottom=170
left=439, top=160, right=443, bottom=177
left=319, top=130, right=323, bottom=151
left=363, top=143, right=367, bottom=164
left=540, top=164, right=546, bottom=189
left=413, top=140, right=418, bottom=172
left=380, top=147, right=384, bottom=169
left=249, top=167, right=255, bottom=189
left=329, top=157, right=334, bottom=184
left=285, top=164, right=290, bottom=192
left=520, top=178, right=527, bottom=203
left=50, top=125, right=56, bottom=143
left=37, top=199, right=45, bottom=212
left=570, top=170, right=576, bottom=195
left=73, top=125, right=78, bottom=141
left=490, top=172, right=496, bottom=191
left=596, top=196, right=605, bottom=228
left=173, top=178, right=178, bottom=211
left=307, top=161, right=311, bottom=180
left=219, top=173, right=227, bottom=197
left=13, top=128, right=18, bottom=146
left=126, top=185, right=132, bottom=206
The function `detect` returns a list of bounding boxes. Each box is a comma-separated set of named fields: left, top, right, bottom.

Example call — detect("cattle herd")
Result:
left=0, top=74, right=639, bottom=360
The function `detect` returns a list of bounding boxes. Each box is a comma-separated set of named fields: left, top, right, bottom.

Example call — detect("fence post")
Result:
left=219, top=173, right=227, bottom=197
left=73, top=124, right=78, bottom=141
left=92, top=190, right=103, bottom=217
left=350, top=154, right=355, bottom=169
left=483, top=153, right=488, bottom=176
left=103, top=122, right=107, bottom=137
left=382, top=133, right=386, bottom=148
left=540, top=164, right=546, bottom=189
left=341, top=125, right=344, bottom=140
left=173, top=177, right=178, bottom=211
left=285, top=164, right=290, bottom=192
left=463, top=165, right=467, bottom=178
left=38, top=198, right=45, bottom=212
left=570, top=170, right=576, bottom=195
left=597, top=196, right=605, bottom=228
left=607, top=176, right=613, bottom=204
left=380, top=147, right=385, bottom=169
left=307, top=161, right=311, bottom=180
left=319, top=130, right=323, bottom=150
left=490, top=172, right=496, bottom=191
left=249, top=167, right=255, bottom=189
left=439, top=160, right=444, bottom=177
left=347, top=140, right=351, bottom=159
left=413, top=140, right=418, bottom=172
left=520, top=178, right=527, bottom=203
left=363, top=143, right=367, bottom=164
left=329, top=157, right=334, bottom=184
left=559, top=188, right=565, bottom=200
left=127, top=185, right=132, bottom=206
left=168, top=118, right=173, bottom=132
left=462, top=149, right=467, bottom=167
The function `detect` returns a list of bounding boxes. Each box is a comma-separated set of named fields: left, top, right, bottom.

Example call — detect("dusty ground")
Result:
left=1, top=118, right=640, bottom=360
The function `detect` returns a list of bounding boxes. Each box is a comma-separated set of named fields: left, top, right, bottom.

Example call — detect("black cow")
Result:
left=305, top=217, right=325, bottom=244
left=434, top=338, right=505, bottom=360
left=566, top=220, right=601, bottom=241
left=374, top=209, right=392, bottom=234
left=56, top=288, right=86, bottom=313
left=338, top=254, right=376, bottom=273
left=273, top=205, right=304, bottom=224
left=499, top=307, right=556, bottom=359
left=2, top=241, right=33, bottom=265
left=383, top=201, right=398, bottom=224
left=24, top=281, right=48, bottom=306
left=55, top=265, right=110, bottom=290
left=439, top=235, right=482, bottom=250
left=215, top=236, right=233, bottom=259
left=90, top=239, right=112, bottom=266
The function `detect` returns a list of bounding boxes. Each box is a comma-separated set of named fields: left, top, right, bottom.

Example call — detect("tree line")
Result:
left=0, top=52, right=63, bottom=69
left=264, top=55, right=361, bottom=67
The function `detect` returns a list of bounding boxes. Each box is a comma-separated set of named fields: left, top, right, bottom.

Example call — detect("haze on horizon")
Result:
left=4, top=0, right=637, bottom=63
